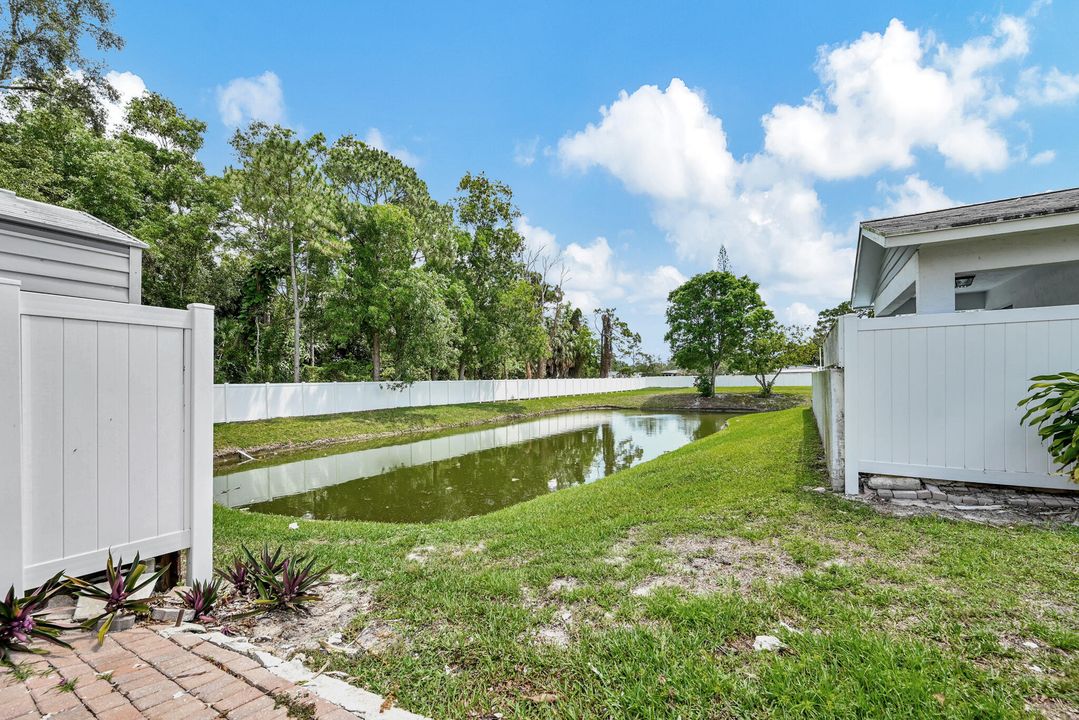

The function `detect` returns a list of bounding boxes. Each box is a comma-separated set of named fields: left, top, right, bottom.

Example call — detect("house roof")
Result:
left=0, top=188, right=148, bottom=249
left=852, top=186, right=1079, bottom=308
left=861, top=187, right=1079, bottom=238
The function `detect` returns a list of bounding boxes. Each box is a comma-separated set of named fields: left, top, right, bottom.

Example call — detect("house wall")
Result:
left=984, top=261, right=1079, bottom=310
left=814, top=308, right=1079, bottom=494
left=0, top=219, right=141, bottom=303
left=916, top=227, right=1079, bottom=313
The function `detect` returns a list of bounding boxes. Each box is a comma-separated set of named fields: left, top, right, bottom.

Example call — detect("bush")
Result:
left=1018, top=372, right=1079, bottom=478
left=694, top=374, right=714, bottom=398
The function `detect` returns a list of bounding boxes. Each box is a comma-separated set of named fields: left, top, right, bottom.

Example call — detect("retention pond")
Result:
left=214, top=410, right=733, bottom=523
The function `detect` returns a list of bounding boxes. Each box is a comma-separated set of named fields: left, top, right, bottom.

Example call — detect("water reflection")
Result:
left=214, top=410, right=731, bottom=523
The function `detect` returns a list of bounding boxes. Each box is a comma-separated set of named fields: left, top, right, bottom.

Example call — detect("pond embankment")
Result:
left=213, top=387, right=809, bottom=463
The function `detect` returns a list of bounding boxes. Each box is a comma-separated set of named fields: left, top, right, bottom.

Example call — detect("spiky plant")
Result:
left=242, top=544, right=287, bottom=578
left=0, top=571, right=72, bottom=661
left=252, top=554, right=331, bottom=613
left=67, top=551, right=170, bottom=643
left=178, top=579, right=221, bottom=620
left=215, top=558, right=252, bottom=596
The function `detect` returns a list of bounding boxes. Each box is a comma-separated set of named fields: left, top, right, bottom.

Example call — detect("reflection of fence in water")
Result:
left=214, top=411, right=620, bottom=508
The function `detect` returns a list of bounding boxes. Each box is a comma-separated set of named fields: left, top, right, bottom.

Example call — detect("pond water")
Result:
left=214, top=410, right=733, bottom=523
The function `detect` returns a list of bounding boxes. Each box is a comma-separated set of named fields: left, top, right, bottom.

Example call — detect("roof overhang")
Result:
left=850, top=209, right=1079, bottom=308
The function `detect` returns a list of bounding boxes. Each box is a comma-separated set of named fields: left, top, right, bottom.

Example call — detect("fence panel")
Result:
left=814, top=308, right=1079, bottom=493
left=6, top=288, right=213, bottom=590
left=211, top=373, right=761, bottom=422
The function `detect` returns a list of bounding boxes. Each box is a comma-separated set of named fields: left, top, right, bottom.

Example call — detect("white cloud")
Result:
left=513, top=136, right=540, bottom=167
left=1029, top=149, right=1056, bottom=165
left=1019, top=66, right=1079, bottom=104
left=216, top=71, right=285, bottom=127
left=871, top=174, right=955, bottom=218
left=784, top=301, right=819, bottom=328
left=560, top=79, right=736, bottom=205
left=558, top=79, right=855, bottom=306
left=102, top=70, right=147, bottom=134
left=364, top=128, right=420, bottom=167
left=516, top=215, right=560, bottom=263
left=515, top=216, right=683, bottom=316
left=762, top=15, right=1030, bottom=177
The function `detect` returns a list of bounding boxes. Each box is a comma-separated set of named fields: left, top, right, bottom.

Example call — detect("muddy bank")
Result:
left=215, top=403, right=656, bottom=465
left=640, top=391, right=806, bottom=413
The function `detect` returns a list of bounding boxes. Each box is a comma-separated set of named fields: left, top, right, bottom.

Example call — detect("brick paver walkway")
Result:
left=0, top=626, right=359, bottom=719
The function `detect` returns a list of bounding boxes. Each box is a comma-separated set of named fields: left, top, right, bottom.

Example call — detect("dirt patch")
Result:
left=406, top=542, right=486, bottom=564
left=214, top=574, right=376, bottom=657
left=640, top=391, right=806, bottom=413
left=1024, top=696, right=1079, bottom=720
left=631, top=536, right=800, bottom=597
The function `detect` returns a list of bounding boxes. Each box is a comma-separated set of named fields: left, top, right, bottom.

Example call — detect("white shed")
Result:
left=814, top=187, right=1079, bottom=495
left=0, top=188, right=146, bottom=304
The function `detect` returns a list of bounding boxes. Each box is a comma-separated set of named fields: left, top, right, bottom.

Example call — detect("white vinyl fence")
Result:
left=0, top=279, right=213, bottom=592
left=813, top=307, right=1079, bottom=493
left=214, top=370, right=816, bottom=424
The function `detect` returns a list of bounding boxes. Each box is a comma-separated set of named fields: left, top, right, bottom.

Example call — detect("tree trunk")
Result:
left=599, top=312, right=613, bottom=378
left=371, top=329, right=382, bottom=381
left=289, top=231, right=301, bottom=383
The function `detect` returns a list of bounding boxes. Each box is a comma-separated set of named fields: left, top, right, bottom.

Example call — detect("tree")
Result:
left=665, top=271, right=766, bottom=397
left=715, top=244, right=732, bottom=273
left=732, top=317, right=804, bottom=396
left=451, top=172, right=528, bottom=378
left=0, top=0, right=123, bottom=125
left=594, top=308, right=641, bottom=378
left=229, top=123, right=341, bottom=382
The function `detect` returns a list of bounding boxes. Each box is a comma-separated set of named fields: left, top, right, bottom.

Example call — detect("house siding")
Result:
left=0, top=219, right=138, bottom=303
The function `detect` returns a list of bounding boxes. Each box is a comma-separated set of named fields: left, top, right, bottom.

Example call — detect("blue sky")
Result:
left=101, top=1, right=1079, bottom=354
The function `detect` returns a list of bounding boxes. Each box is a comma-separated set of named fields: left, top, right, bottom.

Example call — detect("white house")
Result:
left=814, top=188, right=1079, bottom=495
left=0, top=189, right=214, bottom=592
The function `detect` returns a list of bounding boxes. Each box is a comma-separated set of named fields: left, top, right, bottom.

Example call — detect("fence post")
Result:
left=840, top=315, right=861, bottom=495
left=0, top=279, right=23, bottom=592
left=187, top=304, right=214, bottom=582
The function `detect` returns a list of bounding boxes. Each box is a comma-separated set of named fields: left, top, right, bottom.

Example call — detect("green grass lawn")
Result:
left=214, top=386, right=807, bottom=454
left=214, top=406, right=1078, bottom=719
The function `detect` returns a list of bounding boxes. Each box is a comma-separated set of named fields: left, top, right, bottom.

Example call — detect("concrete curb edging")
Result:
left=157, top=626, right=430, bottom=719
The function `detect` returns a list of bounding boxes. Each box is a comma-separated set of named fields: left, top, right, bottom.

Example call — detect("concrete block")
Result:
left=891, top=490, right=920, bottom=500
left=96, top=613, right=136, bottom=634
left=865, top=476, right=922, bottom=491
left=151, top=607, right=195, bottom=623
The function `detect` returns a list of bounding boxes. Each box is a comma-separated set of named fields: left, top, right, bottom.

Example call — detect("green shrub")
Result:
left=1018, top=372, right=1079, bottom=478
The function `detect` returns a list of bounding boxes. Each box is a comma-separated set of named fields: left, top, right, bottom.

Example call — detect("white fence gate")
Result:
left=813, top=307, right=1079, bottom=493
left=0, top=278, right=213, bottom=592
left=214, top=371, right=816, bottom=424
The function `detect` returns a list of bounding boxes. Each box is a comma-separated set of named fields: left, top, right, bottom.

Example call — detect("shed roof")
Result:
left=852, top=186, right=1079, bottom=309
left=0, top=188, right=148, bottom=249
left=862, top=186, right=1079, bottom=238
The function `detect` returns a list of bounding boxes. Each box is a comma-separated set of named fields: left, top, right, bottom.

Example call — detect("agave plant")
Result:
left=215, top=557, right=253, bottom=596
left=0, top=571, right=72, bottom=660
left=67, top=551, right=170, bottom=643
left=252, top=554, right=331, bottom=613
left=178, top=579, right=222, bottom=620
left=1019, top=372, right=1079, bottom=478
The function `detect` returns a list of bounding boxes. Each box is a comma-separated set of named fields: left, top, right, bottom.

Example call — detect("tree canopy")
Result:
left=665, top=271, right=768, bottom=397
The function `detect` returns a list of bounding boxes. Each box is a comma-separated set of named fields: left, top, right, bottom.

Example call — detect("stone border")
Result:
left=158, top=625, right=429, bottom=720
left=863, top=474, right=1079, bottom=509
